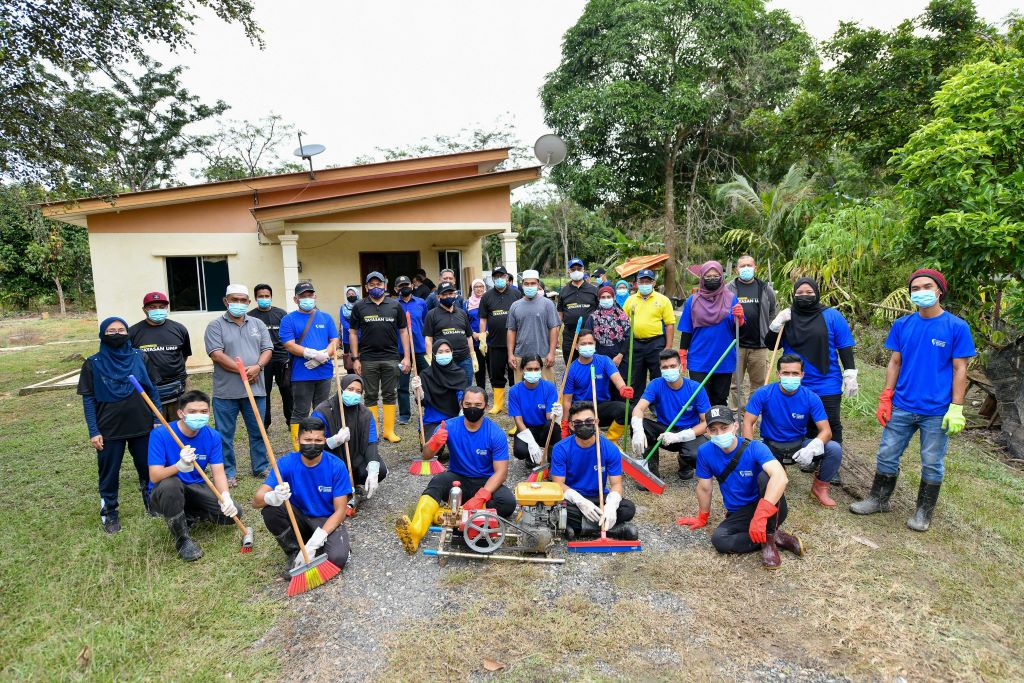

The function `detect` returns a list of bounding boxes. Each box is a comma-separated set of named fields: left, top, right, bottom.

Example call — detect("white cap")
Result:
left=225, top=284, right=249, bottom=297
left=521, top=269, right=540, bottom=280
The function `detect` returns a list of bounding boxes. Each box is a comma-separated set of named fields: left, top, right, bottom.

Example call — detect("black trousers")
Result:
left=808, top=392, right=843, bottom=443
left=641, top=419, right=707, bottom=475
left=473, top=348, right=488, bottom=387
left=596, top=400, right=627, bottom=427
left=688, top=370, right=732, bottom=407
left=512, top=422, right=555, bottom=461
left=711, top=471, right=788, bottom=554
left=398, top=352, right=429, bottom=421
left=565, top=495, right=636, bottom=533
left=291, top=378, right=331, bottom=421
left=97, top=433, right=151, bottom=520
left=629, top=335, right=665, bottom=399
left=348, top=453, right=390, bottom=488
left=262, top=358, right=292, bottom=428
left=150, top=476, right=235, bottom=524
left=423, top=470, right=516, bottom=517
left=486, top=346, right=516, bottom=389
left=261, top=504, right=351, bottom=568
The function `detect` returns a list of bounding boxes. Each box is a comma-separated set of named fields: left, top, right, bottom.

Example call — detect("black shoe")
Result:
left=907, top=480, right=941, bottom=532
left=274, top=529, right=301, bottom=579
left=140, top=484, right=159, bottom=518
left=850, top=471, right=898, bottom=515
left=678, top=466, right=695, bottom=481
left=606, top=521, right=639, bottom=541
left=167, top=512, right=203, bottom=561
left=282, top=552, right=299, bottom=580
left=102, top=514, right=121, bottom=534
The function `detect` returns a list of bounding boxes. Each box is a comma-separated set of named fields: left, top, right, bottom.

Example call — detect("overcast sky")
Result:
left=155, top=0, right=1020, bottom=176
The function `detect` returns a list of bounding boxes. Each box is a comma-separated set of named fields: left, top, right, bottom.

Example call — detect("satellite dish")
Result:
left=534, top=134, right=567, bottom=167
left=294, top=132, right=325, bottom=180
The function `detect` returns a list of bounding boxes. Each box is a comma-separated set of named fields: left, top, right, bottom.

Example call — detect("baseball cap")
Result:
left=568, top=258, right=585, bottom=269
left=143, top=291, right=168, bottom=306
left=636, top=269, right=656, bottom=281
left=492, top=265, right=508, bottom=276
left=294, top=281, right=315, bottom=296
left=225, top=284, right=249, bottom=297
left=365, top=271, right=385, bottom=284
left=438, top=282, right=457, bottom=294
left=395, top=275, right=412, bottom=287
left=521, top=269, right=540, bottom=280
left=593, top=267, right=606, bottom=276
left=706, top=405, right=735, bottom=426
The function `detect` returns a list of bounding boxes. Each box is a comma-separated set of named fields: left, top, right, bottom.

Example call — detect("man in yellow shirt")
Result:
left=623, top=269, right=676, bottom=397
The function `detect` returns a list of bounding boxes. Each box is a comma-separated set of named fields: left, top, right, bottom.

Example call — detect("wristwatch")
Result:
left=351, top=355, right=359, bottom=360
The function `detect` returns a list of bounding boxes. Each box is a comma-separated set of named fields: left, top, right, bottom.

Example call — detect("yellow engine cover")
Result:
left=515, top=481, right=564, bottom=506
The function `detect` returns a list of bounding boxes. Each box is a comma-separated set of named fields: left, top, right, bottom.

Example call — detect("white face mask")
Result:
left=569, top=271, right=585, bottom=282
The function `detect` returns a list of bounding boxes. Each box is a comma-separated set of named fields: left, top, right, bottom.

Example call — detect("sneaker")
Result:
left=678, top=466, right=695, bottom=481
left=102, top=517, right=121, bottom=534
left=254, top=469, right=269, bottom=479
left=227, top=477, right=238, bottom=488
left=398, top=416, right=410, bottom=425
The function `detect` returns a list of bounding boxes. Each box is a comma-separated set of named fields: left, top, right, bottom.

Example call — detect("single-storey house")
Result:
left=42, top=148, right=539, bottom=367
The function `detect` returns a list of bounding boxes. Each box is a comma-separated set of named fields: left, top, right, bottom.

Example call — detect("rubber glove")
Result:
left=302, top=347, right=319, bottom=360
left=364, top=461, right=380, bottom=499
left=619, top=386, right=634, bottom=400
left=550, top=403, right=563, bottom=421
left=748, top=498, right=778, bottom=544
left=314, top=350, right=331, bottom=365
left=304, top=357, right=323, bottom=370
left=176, top=446, right=196, bottom=473
left=842, top=369, right=859, bottom=398
left=677, top=510, right=709, bottom=530
left=516, top=429, right=544, bottom=464
left=472, top=353, right=479, bottom=374
left=630, top=417, right=647, bottom=457
left=560, top=420, right=570, bottom=439
left=732, top=303, right=745, bottom=326
left=326, top=427, right=350, bottom=450
left=426, top=421, right=448, bottom=451
left=599, top=491, right=621, bottom=531
left=942, top=404, right=965, bottom=435
left=564, top=488, right=601, bottom=523
left=662, top=428, right=695, bottom=445
left=793, top=438, right=824, bottom=466
left=410, top=375, right=423, bottom=401
left=877, top=388, right=894, bottom=427
left=264, top=482, right=291, bottom=507
left=218, top=492, right=238, bottom=518
left=770, top=308, right=791, bottom=332
left=462, top=487, right=492, bottom=511
left=479, top=338, right=488, bottom=355
left=294, top=527, right=329, bottom=568
left=678, top=349, right=688, bottom=373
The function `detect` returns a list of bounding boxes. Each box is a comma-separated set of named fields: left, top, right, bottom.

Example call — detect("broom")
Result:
left=527, top=316, right=584, bottom=483
left=567, top=364, right=642, bottom=553
left=128, top=375, right=253, bottom=552
left=333, top=361, right=361, bottom=516
left=765, top=322, right=785, bottom=384
left=234, top=357, right=340, bottom=596
left=734, top=317, right=742, bottom=411
left=408, top=313, right=445, bottom=476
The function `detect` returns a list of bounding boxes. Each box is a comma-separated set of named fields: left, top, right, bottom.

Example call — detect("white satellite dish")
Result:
left=534, top=134, right=567, bottom=167
left=294, top=132, right=326, bottom=179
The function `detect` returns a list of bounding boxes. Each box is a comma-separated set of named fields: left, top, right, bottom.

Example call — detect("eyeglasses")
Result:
left=570, top=419, right=596, bottom=428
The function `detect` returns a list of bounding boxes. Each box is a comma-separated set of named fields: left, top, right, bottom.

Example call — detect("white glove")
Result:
left=479, top=338, right=488, bottom=355
left=630, top=417, right=647, bottom=457
left=304, top=358, right=323, bottom=370
left=564, top=488, right=601, bottom=523
left=662, top=428, right=695, bottom=445
left=842, top=369, right=859, bottom=398
left=302, top=347, right=318, bottom=360
left=314, top=350, right=331, bottom=365
left=600, top=491, right=622, bottom=531
left=364, top=461, right=380, bottom=499
left=326, top=427, right=350, bottom=450
left=793, top=438, right=825, bottom=467
left=176, top=446, right=196, bottom=473
left=472, top=353, right=479, bottom=374
left=294, top=527, right=329, bottom=568
left=516, top=429, right=544, bottom=464
left=770, top=307, right=792, bottom=332
left=263, top=482, right=291, bottom=507
left=218, top=492, right=238, bottom=518
left=549, top=402, right=563, bottom=421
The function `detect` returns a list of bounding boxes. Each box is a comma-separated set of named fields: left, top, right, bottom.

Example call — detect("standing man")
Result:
left=280, top=281, right=339, bottom=449
left=129, top=291, right=191, bottom=421
left=592, top=267, right=609, bottom=289
left=248, top=284, right=293, bottom=430
left=558, top=257, right=601, bottom=365
left=423, top=282, right=475, bottom=386
left=727, top=255, right=777, bottom=409
left=507, top=269, right=560, bottom=383
left=412, top=268, right=435, bottom=300
left=396, top=275, right=428, bottom=426
left=425, top=268, right=464, bottom=311
left=350, top=271, right=409, bottom=442
left=479, top=265, right=522, bottom=415
left=851, top=269, right=975, bottom=532
left=623, top=269, right=676, bottom=398
left=203, top=284, right=273, bottom=487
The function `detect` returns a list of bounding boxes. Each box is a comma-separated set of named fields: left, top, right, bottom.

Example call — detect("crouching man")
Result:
left=253, top=417, right=352, bottom=578
left=551, top=401, right=637, bottom=540
left=149, top=390, right=239, bottom=561
left=396, top=386, right=515, bottom=554
left=677, top=406, right=803, bottom=569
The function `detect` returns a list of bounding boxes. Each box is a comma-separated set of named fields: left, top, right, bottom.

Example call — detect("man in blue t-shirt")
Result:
left=551, top=401, right=638, bottom=540
left=509, top=354, right=561, bottom=465
left=630, top=348, right=711, bottom=480
left=396, top=387, right=514, bottom=554
left=396, top=275, right=428, bottom=425
left=743, top=354, right=844, bottom=508
left=149, top=390, right=239, bottom=561
left=852, top=269, right=976, bottom=532
left=280, top=281, right=339, bottom=449
left=678, top=406, right=802, bottom=569
left=559, top=329, right=634, bottom=444
left=254, top=417, right=353, bottom=578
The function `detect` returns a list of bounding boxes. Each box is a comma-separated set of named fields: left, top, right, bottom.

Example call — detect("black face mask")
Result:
left=103, top=334, right=129, bottom=348
left=400, top=287, right=412, bottom=297
left=574, top=424, right=597, bottom=440
left=794, top=295, right=818, bottom=311
left=346, top=294, right=358, bottom=303
left=440, top=297, right=456, bottom=308
left=463, top=406, right=485, bottom=423
left=299, top=443, right=324, bottom=459
left=703, top=278, right=722, bottom=291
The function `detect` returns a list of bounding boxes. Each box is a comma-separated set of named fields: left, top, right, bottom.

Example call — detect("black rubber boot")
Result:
left=849, top=472, right=898, bottom=515
left=577, top=517, right=601, bottom=538
left=677, top=454, right=695, bottom=481
left=606, top=521, right=639, bottom=541
left=140, top=483, right=159, bottom=518
left=906, top=480, right=941, bottom=532
left=274, top=529, right=301, bottom=579
left=167, top=512, right=203, bottom=561
left=648, top=451, right=661, bottom=479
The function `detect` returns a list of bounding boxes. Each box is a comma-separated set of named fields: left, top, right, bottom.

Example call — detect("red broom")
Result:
left=234, top=357, right=340, bottom=595
left=528, top=317, right=584, bottom=483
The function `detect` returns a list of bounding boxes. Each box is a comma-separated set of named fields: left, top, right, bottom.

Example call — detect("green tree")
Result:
left=195, top=114, right=304, bottom=182
left=365, top=116, right=530, bottom=169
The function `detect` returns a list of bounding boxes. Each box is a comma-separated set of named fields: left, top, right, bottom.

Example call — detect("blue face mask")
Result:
left=183, top=414, right=209, bottom=430
left=578, top=344, right=596, bottom=358
left=494, top=278, right=507, bottom=289
left=710, top=432, right=735, bottom=449
left=523, top=370, right=542, bottom=384
left=256, top=298, right=272, bottom=309
left=435, top=353, right=453, bottom=366
left=616, top=289, right=629, bottom=306
left=599, top=298, right=613, bottom=309
left=147, top=308, right=168, bottom=323
left=342, top=390, right=363, bottom=406
left=910, top=290, right=938, bottom=308
left=779, top=376, right=802, bottom=392
left=661, top=367, right=681, bottom=383
left=638, top=283, right=654, bottom=296
left=523, top=286, right=538, bottom=298
left=227, top=302, right=248, bottom=318
left=738, top=266, right=755, bottom=281
left=369, top=287, right=385, bottom=299
left=298, top=298, right=316, bottom=312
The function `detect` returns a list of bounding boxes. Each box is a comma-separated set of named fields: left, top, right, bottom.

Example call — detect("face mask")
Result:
left=661, top=367, right=681, bottom=383
left=574, top=423, right=597, bottom=439
left=369, top=287, right=385, bottom=299
left=523, top=370, right=542, bottom=384
left=435, top=352, right=453, bottom=366
left=342, top=390, right=363, bottom=406
left=103, top=333, right=129, bottom=347
left=399, top=287, right=412, bottom=297
left=494, top=278, right=507, bottom=289
left=616, top=289, right=629, bottom=306
left=638, top=283, right=654, bottom=296
left=298, top=298, right=316, bottom=312
left=183, top=414, right=209, bottom=430
left=703, top=277, right=722, bottom=291
left=779, top=376, right=802, bottom=392
left=710, top=432, right=735, bottom=449
left=794, top=295, right=818, bottom=311
left=347, top=294, right=358, bottom=303
left=569, top=271, right=584, bottom=282
left=738, top=266, right=755, bottom=282
left=227, top=303, right=248, bottom=317
left=299, top=443, right=324, bottom=459
left=523, top=286, right=538, bottom=298
left=910, top=290, right=938, bottom=308
left=256, top=298, right=272, bottom=310
left=578, top=344, right=596, bottom=358
left=440, top=296, right=456, bottom=308
left=599, top=298, right=613, bottom=309
left=147, top=309, right=168, bottom=323
left=463, top=406, right=485, bottom=422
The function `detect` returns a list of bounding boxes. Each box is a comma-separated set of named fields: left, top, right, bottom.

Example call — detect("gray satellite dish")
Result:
left=534, top=134, right=567, bottom=167
left=294, top=132, right=325, bottom=179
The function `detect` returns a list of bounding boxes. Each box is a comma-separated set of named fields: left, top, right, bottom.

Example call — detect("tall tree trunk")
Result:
left=682, top=148, right=705, bottom=293
left=663, top=149, right=678, bottom=297
left=54, top=276, right=66, bottom=315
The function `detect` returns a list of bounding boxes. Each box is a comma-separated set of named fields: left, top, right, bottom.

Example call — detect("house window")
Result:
left=438, top=249, right=462, bottom=289
left=165, top=256, right=229, bottom=312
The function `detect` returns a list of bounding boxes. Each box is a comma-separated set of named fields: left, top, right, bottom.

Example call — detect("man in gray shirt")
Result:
left=204, top=284, right=274, bottom=487
left=506, top=270, right=560, bottom=383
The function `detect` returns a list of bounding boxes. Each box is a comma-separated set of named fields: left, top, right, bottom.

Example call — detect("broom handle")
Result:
left=589, top=364, right=605, bottom=514
left=407, top=312, right=425, bottom=447
left=765, top=322, right=785, bottom=384
left=128, top=375, right=248, bottom=536
left=734, top=317, right=742, bottom=411
left=234, top=357, right=311, bottom=565
left=543, top=316, right=585, bottom=455
left=644, top=338, right=738, bottom=462
left=623, top=309, right=635, bottom=444
left=333, top=361, right=356, bottom=490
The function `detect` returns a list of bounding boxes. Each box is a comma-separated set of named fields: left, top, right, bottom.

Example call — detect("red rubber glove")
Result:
left=426, top=420, right=448, bottom=451
left=877, top=388, right=894, bottom=427
left=462, top=487, right=492, bottom=511
left=678, top=349, right=688, bottom=373
left=561, top=420, right=570, bottom=439
left=748, top=498, right=778, bottom=544
left=676, top=510, right=709, bottom=530
left=732, top=303, right=745, bottom=326
left=619, top=386, right=634, bottom=400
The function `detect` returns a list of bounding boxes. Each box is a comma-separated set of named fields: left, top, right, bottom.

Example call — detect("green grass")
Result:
left=0, top=315, right=98, bottom=347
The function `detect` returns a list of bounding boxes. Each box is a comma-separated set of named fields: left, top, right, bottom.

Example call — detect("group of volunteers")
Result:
left=80, top=253, right=973, bottom=572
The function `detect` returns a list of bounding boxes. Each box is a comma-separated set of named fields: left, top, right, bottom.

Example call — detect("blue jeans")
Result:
left=213, top=396, right=269, bottom=478
left=457, top=357, right=474, bottom=387
left=875, top=407, right=948, bottom=483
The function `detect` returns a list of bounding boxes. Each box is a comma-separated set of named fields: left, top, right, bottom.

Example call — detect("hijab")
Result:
left=466, top=278, right=485, bottom=311
left=614, top=279, right=630, bottom=308
left=591, top=285, right=630, bottom=346
left=689, top=260, right=732, bottom=328
left=314, top=374, right=374, bottom=469
left=340, top=287, right=358, bottom=319
left=784, top=277, right=830, bottom=374
left=421, top=339, right=465, bottom=418
left=88, top=316, right=154, bottom=403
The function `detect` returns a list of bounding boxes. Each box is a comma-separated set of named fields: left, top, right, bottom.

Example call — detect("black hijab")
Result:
left=421, top=339, right=464, bottom=418
left=315, top=374, right=373, bottom=468
left=784, top=277, right=830, bottom=375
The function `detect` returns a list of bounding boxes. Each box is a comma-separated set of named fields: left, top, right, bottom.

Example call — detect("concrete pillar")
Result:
left=499, top=229, right=519, bottom=279
left=279, top=232, right=299, bottom=312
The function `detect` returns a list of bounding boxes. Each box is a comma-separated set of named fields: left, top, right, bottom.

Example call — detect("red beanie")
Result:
left=908, top=268, right=947, bottom=295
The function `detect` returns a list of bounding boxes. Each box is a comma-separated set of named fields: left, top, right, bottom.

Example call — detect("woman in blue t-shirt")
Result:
left=410, top=339, right=465, bottom=460
left=508, top=354, right=561, bottom=465
left=465, top=278, right=488, bottom=388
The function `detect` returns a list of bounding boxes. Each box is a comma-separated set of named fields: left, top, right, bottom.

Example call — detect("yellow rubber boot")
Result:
left=489, top=387, right=505, bottom=415
left=606, top=420, right=625, bottom=443
left=381, top=404, right=402, bottom=443
left=396, top=495, right=440, bottom=554
left=371, top=406, right=381, bottom=438
left=289, top=423, right=300, bottom=451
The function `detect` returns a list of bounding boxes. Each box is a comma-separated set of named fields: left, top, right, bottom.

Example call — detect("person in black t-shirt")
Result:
left=412, top=269, right=435, bottom=300
left=423, top=282, right=475, bottom=387
left=558, top=258, right=600, bottom=365
left=248, top=284, right=294, bottom=429
left=726, top=255, right=778, bottom=409
left=478, top=265, right=522, bottom=414
left=129, top=291, right=191, bottom=421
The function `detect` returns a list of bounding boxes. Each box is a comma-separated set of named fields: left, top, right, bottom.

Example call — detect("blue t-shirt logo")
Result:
left=318, top=485, right=332, bottom=493
left=790, top=411, right=805, bottom=420
left=931, top=338, right=946, bottom=348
